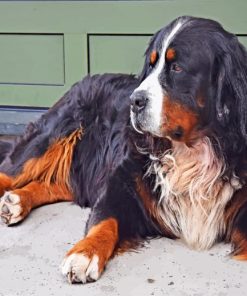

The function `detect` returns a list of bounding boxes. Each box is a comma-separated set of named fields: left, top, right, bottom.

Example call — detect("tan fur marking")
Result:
left=166, top=48, right=176, bottom=61
left=14, top=181, right=73, bottom=213
left=231, top=229, right=247, bottom=260
left=0, top=173, right=13, bottom=196
left=224, top=187, right=247, bottom=260
left=150, top=50, right=158, bottom=65
left=162, top=97, right=198, bottom=143
left=135, top=176, right=176, bottom=239
left=13, top=128, right=83, bottom=195
left=0, top=128, right=82, bottom=223
left=224, top=186, right=247, bottom=241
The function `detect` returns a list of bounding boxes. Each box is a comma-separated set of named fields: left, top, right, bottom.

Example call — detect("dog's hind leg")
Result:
left=0, top=173, right=13, bottom=197
left=0, top=181, right=73, bottom=225
left=0, top=128, right=82, bottom=225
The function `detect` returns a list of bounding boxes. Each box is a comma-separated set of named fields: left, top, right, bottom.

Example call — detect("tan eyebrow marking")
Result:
left=150, top=50, right=158, bottom=65
left=166, top=48, right=176, bottom=61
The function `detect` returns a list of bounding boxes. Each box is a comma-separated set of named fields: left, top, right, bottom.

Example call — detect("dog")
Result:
left=0, top=16, right=247, bottom=284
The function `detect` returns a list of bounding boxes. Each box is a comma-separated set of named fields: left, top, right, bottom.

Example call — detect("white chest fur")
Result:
left=148, top=138, right=241, bottom=250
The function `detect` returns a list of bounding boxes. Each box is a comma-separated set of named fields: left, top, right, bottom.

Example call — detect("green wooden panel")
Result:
left=0, top=1, right=246, bottom=34
left=0, top=1, right=246, bottom=108
left=0, top=34, right=64, bottom=85
left=239, top=36, right=247, bottom=49
left=89, top=35, right=151, bottom=75
left=0, top=33, right=87, bottom=107
left=0, top=85, right=68, bottom=107
left=63, top=34, right=88, bottom=86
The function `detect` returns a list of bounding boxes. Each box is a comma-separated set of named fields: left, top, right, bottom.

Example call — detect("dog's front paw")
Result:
left=61, top=218, right=118, bottom=284
left=61, top=253, right=100, bottom=284
left=0, top=191, right=30, bottom=225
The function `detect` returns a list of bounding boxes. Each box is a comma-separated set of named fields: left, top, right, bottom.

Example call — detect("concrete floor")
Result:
left=0, top=202, right=247, bottom=296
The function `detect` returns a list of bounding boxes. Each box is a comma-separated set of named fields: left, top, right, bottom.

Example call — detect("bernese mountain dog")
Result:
left=0, top=16, right=247, bottom=284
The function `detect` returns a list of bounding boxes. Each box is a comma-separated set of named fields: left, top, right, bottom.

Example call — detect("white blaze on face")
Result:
left=131, top=20, right=185, bottom=135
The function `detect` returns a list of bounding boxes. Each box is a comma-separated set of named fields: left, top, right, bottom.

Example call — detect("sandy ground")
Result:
left=0, top=202, right=247, bottom=296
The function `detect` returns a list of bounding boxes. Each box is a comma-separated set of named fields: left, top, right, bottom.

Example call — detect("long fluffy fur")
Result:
left=146, top=137, right=242, bottom=249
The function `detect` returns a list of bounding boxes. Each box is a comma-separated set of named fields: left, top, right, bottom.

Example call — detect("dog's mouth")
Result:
left=147, top=135, right=171, bottom=157
left=131, top=110, right=203, bottom=150
left=130, top=109, right=144, bottom=135
left=130, top=112, right=171, bottom=157
left=130, top=107, right=164, bottom=139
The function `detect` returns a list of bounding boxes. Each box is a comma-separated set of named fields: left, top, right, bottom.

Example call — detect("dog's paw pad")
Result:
left=0, top=192, right=24, bottom=225
left=61, top=253, right=100, bottom=284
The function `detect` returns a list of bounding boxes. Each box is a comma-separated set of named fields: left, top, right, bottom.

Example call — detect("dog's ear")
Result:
left=214, top=36, right=247, bottom=142
left=214, top=53, right=229, bottom=125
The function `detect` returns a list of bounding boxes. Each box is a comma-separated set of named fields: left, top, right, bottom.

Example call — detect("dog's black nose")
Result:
left=130, top=91, right=148, bottom=113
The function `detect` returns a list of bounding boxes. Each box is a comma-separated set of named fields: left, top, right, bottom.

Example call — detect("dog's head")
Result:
left=130, top=16, right=247, bottom=148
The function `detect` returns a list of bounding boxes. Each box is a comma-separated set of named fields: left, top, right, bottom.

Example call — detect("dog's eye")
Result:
left=171, top=63, right=183, bottom=73
left=149, top=50, right=158, bottom=68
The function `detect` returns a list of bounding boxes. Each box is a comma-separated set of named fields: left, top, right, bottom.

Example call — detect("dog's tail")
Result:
left=0, top=139, right=14, bottom=164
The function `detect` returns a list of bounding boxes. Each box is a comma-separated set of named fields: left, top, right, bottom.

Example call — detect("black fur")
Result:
left=0, top=73, right=163, bottom=244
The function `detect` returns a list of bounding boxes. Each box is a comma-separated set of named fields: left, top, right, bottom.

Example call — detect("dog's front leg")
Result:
left=61, top=217, right=118, bottom=283
left=225, top=186, right=247, bottom=260
left=230, top=203, right=247, bottom=260
left=61, top=167, right=160, bottom=284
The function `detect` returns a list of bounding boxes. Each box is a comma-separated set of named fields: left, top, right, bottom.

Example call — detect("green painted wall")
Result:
left=0, top=0, right=246, bottom=107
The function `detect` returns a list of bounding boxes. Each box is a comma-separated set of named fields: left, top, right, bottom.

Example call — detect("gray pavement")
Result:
left=0, top=202, right=247, bottom=296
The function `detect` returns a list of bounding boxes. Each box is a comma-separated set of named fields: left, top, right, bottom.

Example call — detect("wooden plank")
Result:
left=89, top=35, right=151, bottom=75
left=63, top=34, right=88, bottom=85
left=0, top=84, right=69, bottom=107
left=0, top=34, right=64, bottom=85
left=0, top=1, right=246, bottom=34
left=0, top=34, right=87, bottom=107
